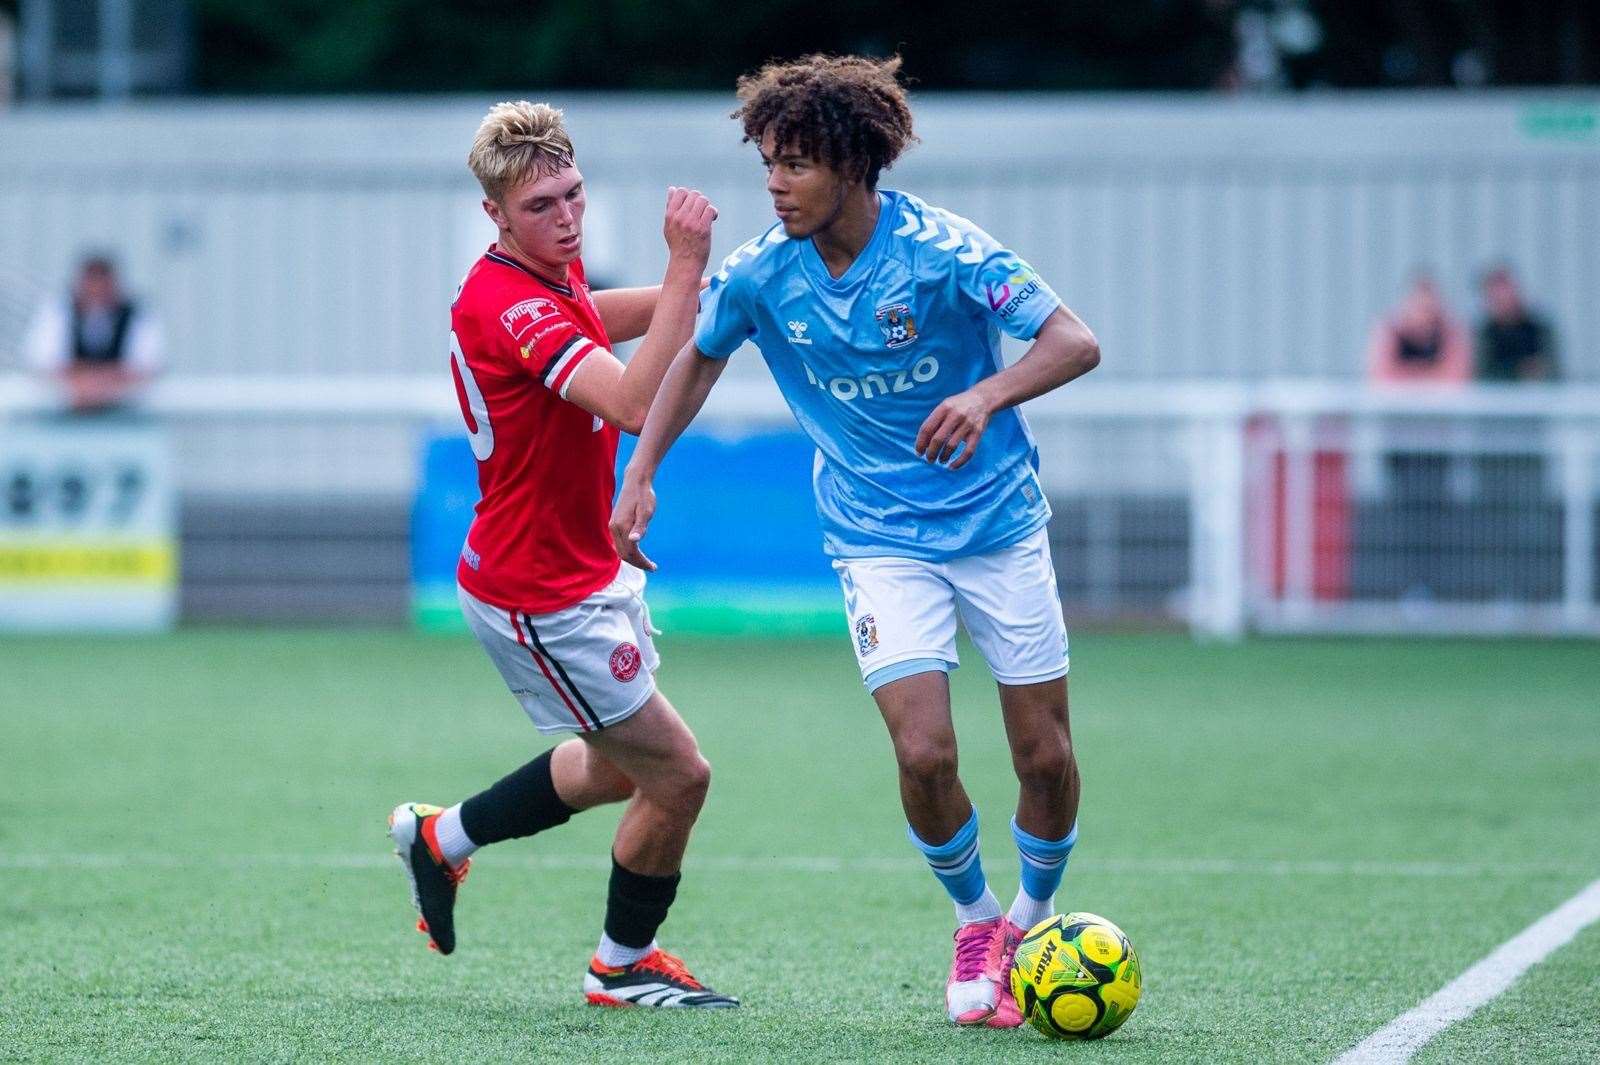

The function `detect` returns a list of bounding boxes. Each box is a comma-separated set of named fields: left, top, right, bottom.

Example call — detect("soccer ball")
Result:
left=1009, top=912, right=1142, bottom=1040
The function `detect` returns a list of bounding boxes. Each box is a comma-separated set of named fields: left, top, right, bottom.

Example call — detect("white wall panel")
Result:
left=3, top=93, right=1597, bottom=494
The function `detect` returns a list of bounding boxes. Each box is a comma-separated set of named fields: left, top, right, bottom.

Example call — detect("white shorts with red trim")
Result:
left=458, top=563, right=661, bottom=735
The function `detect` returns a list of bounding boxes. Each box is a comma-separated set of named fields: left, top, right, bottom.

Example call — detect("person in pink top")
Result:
left=1365, top=274, right=1471, bottom=386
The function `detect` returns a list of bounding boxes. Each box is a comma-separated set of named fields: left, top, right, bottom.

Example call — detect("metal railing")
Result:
left=2, top=374, right=1596, bottom=637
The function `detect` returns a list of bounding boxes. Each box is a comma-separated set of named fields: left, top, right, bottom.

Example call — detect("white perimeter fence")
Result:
left=2, top=375, right=1596, bottom=639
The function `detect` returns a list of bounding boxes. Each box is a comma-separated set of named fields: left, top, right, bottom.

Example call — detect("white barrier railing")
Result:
left=3, top=375, right=1597, bottom=639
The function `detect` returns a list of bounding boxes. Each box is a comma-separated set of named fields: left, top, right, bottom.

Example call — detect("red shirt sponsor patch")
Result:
left=499, top=296, right=561, bottom=341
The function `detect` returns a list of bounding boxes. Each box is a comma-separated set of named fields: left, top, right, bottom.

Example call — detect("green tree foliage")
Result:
left=192, top=0, right=1597, bottom=94
left=193, top=0, right=1237, bottom=93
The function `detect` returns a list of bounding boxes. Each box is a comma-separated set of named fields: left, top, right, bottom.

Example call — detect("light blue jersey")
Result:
left=694, top=189, right=1063, bottom=561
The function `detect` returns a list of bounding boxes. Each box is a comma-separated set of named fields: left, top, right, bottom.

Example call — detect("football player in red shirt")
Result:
left=388, top=101, right=735, bottom=1008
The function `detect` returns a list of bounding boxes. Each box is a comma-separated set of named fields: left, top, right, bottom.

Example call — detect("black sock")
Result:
left=603, top=855, right=681, bottom=949
left=459, top=749, right=575, bottom=846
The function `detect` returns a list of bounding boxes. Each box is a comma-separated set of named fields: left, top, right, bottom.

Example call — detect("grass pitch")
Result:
left=2, top=630, right=1597, bottom=1062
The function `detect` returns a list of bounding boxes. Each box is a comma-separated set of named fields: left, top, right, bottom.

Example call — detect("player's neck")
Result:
left=494, top=236, right=571, bottom=288
left=810, top=187, right=880, bottom=280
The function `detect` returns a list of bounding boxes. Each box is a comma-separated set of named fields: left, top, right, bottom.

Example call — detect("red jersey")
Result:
left=450, top=246, right=621, bottom=613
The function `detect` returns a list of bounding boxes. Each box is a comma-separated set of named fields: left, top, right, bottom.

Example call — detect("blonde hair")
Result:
left=468, top=101, right=576, bottom=202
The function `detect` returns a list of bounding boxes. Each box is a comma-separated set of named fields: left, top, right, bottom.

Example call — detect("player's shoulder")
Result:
left=881, top=189, right=998, bottom=276
left=709, top=220, right=796, bottom=294
left=455, top=251, right=572, bottom=339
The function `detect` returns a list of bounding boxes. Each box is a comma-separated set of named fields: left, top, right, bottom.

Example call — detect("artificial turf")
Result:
left=1, top=630, right=1596, bottom=1062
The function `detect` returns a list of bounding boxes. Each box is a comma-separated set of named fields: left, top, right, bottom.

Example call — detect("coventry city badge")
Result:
left=875, top=303, right=918, bottom=349
left=855, top=614, right=880, bottom=656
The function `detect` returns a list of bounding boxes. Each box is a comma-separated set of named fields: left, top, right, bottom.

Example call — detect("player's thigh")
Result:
left=948, top=527, right=1070, bottom=687
left=832, top=553, right=961, bottom=690
left=872, top=667, right=959, bottom=768
left=578, top=690, right=706, bottom=798
left=997, top=675, right=1072, bottom=767
left=458, top=582, right=657, bottom=737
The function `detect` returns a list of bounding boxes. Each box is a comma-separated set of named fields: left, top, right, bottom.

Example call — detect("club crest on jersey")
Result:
left=610, top=642, right=642, bottom=682
left=875, top=303, right=918, bottom=349
left=786, top=320, right=813, bottom=345
left=500, top=297, right=560, bottom=341
left=855, top=614, right=880, bottom=656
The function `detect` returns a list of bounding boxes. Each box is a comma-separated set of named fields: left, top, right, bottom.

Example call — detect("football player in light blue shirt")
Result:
left=611, top=55, right=1101, bottom=1027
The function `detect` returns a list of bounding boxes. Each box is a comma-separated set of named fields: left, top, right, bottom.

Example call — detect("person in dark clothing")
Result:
left=1476, top=265, right=1558, bottom=382
left=21, top=254, right=164, bottom=411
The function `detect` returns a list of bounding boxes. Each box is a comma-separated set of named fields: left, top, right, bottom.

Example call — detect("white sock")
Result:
left=434, top=804, right=479, bottom=867
left=1008, top=887, right=1055, bottom=931
left=955, top=886, right=1003, bottom=926
left=596, top=933, right=655, bottom=967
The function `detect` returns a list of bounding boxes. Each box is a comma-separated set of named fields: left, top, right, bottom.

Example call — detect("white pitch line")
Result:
left=1334, top=876, right=1600, bottom=1065
left=0, top=853, right=1590, bottom=879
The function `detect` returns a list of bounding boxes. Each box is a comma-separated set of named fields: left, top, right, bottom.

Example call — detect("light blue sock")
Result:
left=1009, top=818, right=1077, bottom=928
left=909, top=807, right=1002, bottom=923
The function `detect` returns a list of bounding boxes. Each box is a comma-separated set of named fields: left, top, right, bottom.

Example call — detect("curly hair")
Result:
left=733, top=54, right=917, bottom=189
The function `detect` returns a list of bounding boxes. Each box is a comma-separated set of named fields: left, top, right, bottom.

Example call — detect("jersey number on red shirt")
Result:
left=450, top=329, right=495, bottom=460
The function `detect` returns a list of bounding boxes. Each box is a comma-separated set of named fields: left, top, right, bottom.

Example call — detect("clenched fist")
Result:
left=663, top=187, right=717, bottom=273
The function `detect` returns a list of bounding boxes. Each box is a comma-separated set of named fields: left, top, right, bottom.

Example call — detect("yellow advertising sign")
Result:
left=0, top=541, right=177, bottom=585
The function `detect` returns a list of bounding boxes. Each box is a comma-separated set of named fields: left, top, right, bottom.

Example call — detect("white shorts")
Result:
left=458, top=563, right=661, bottom=735
left=832, top=526, right=1069, bottom=692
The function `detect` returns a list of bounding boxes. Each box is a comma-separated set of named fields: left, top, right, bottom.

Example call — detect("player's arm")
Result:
left=594, top=279, right=713, bottom=343
left=591, top=286, right=660, bottom=343
left=916, top=305, right=1100, bottom=468
left=609, top=343, right=729, bottom=570
left=561, top=188, right=716, bottom=433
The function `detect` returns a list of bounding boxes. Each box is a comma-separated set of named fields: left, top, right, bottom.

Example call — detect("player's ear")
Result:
left=482, top=197, right=506, bottom=229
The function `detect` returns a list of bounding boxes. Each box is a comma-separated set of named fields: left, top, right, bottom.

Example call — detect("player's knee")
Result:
left=1015, top=739, right=1073, bottom=794
left=657, top=753, right=711, bottom=819
left=896, top=737, right=958, bottom=791
left=682, top=754, right=712, bottom=807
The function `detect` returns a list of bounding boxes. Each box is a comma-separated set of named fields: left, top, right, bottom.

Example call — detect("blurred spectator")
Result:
left=1476, top=265, right=1558, bottom=382
left=22, top=254, right=164, bottom=412
left=1365, top=274, right=1472, bottom=600
left=1366, top=274, right=1471, bottom=387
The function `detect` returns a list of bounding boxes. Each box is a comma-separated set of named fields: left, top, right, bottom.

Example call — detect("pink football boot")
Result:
left=986, top=918, right=1027, bottom=1028
left=947, top=918, right=1001, bottom=1024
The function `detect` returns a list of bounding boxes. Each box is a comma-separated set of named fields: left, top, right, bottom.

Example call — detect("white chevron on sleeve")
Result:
left=956, top=231, right=988, bottom=265
left=900, top=200, right=994, bottom=266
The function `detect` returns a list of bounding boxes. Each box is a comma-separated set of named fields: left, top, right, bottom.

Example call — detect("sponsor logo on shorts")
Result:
left=610, top=642, right=642, bottom=682
left=500, top=297, right=560, bottom=341
left=855, top=614, right=879, bottom=656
